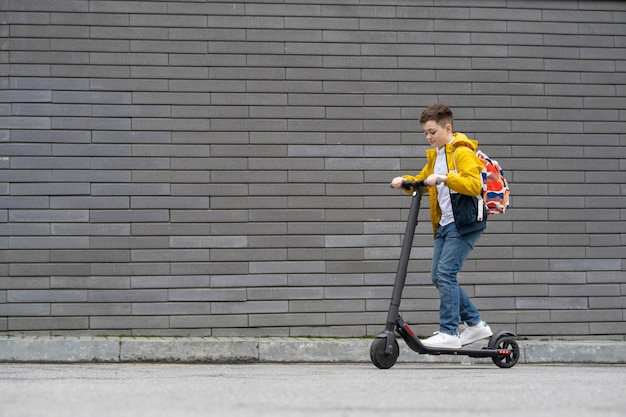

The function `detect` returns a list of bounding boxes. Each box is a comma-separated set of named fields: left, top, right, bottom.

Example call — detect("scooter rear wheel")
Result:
left=491, top=337, right=520, bottom=368
left=370, top=337, right=399, bottom=369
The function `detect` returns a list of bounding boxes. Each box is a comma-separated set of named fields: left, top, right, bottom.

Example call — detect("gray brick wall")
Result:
left=1, top=0, right=625, bottom=340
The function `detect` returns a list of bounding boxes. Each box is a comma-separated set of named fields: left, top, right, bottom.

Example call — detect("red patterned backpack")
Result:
left=476, top=150, right=510, bottom=215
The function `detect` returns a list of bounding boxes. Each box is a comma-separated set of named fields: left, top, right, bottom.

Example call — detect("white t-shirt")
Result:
left=435, top=146, right=454, bottom=226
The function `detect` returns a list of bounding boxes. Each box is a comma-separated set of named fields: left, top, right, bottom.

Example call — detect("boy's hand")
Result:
left=425, top=174, right=446, bottom=187
left=389, top=177, right=405, bottom=189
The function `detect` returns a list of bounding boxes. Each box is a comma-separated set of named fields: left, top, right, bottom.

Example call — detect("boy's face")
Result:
left=422, top=120, right=453, bottom=149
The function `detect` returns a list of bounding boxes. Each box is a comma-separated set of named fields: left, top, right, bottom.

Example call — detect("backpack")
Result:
left=476, top=150, right=509, bottom=215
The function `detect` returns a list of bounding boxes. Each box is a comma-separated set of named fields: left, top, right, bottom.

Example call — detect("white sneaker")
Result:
left=459, top=321, right=493, bottom=345
left=421, top=331, right=461, bottom=349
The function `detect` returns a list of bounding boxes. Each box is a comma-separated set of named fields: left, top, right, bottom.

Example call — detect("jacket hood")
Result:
left=450, top=132, right=478, bottom=152
left=424, top=131, right=477, bottom=158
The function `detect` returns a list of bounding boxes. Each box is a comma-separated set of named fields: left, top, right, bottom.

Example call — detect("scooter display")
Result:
left=370, top=180, right=519, bottom=369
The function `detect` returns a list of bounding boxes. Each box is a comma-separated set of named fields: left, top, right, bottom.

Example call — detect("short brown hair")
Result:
left=419, top=103, right=453, bottom=128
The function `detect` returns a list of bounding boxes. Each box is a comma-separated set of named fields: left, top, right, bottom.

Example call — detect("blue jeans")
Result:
left=431, top=222, right=483, bottom=335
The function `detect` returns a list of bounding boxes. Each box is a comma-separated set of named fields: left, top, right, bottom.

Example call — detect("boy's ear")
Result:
left=445, top=123, right=453, bottom=133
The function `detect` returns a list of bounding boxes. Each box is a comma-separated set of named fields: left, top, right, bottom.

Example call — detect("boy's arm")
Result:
left=390, top=165, right=430, bottom=193
left=447, top=147, right=483, bottom=196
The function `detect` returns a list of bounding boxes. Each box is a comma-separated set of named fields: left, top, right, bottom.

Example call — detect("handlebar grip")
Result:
left=401, top=180, right=428, bottom=190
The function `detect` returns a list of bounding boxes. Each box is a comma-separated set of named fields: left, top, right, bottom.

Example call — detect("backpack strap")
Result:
left=451, top=147, right=485, bottom=222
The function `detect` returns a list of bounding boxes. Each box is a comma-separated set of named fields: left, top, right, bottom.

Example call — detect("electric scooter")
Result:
left=370, top=180, right=520, bottom=369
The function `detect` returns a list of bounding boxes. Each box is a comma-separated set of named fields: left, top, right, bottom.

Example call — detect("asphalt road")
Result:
left=1, top=363, right=625, bottom=417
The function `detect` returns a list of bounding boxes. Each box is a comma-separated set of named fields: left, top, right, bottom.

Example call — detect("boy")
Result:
left=390, top=103, right=492, bottom=349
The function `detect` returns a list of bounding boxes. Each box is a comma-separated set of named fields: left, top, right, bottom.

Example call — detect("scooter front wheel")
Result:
left=370, top=337, right=399, bottom=369
left=491, top=337, right=520, bottom=368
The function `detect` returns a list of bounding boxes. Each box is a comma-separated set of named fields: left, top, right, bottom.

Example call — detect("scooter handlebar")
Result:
left=401, top=180, right=428, bottom=190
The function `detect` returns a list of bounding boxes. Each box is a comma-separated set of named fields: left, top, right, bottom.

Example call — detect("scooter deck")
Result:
left=396, top=316, right=513, bottom=358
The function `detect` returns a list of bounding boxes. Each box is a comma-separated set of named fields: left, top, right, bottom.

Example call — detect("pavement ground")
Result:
left=1, top=362, right=625, bottom=417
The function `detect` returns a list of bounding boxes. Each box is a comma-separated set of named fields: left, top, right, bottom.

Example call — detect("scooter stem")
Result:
left=384, top=182, right=425, bottom=332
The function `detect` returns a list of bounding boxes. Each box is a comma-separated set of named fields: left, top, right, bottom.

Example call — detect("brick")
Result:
left=0, top=223, right=51, bottom=236
left=91, top=183, right=170, bottom=196
left=10, top=24, right=88, bottom=39
left=51, top=249, right=129, bottom=263
left=89, top=237, right=131, bottom=250
left=516, top=297, right=588, bottom=310
left=52, top=117, right=131, bottom=131
left=9, top=237, right=88, bottom=249
left=94, top=105, right=171, bottom=118
left=90, top=2, right=166, bottom=14
left=170, top=315, right=248, bottom=329
left=130, top=223, right=209, bottom=236
left=52, top=303, right=131, bottom=316
left=249, top=261, right=325, bottom=275
left=247, top=287, right=323, bottom=301
left=88, top=289, right=167, bottom=303
left=91, top=78, right=168, bottom=92
left=591, top=322, right=626, bottom=335
left=170, top=236, right=247, bottom=249
left=11, top=182, right=90, bottom=195
left=546, top=83, right=616, bottom=97
left=90, top=209, right=169, bottom=223
left=129, top=249, right=208, bottom=263
left=0, top=276, right=49, bottom=289
left=168, top=157, right=242, bottom=171
left=8, top=290, right=87, bottom=303
left=0, top=303, right=50, bottom=316
left=12, top=103, right=91, bottom=117
left=131, top=197, right=209, bottom=210
left=589, top=296, right=626, bottom=309
left=50, top=197, right=129, bottom=209
left=51, top=170, right=130, bottom=182
left=10, top=76, right=89, bottom=90
left=132, top=118, right=211, bottom=131
left=92, top=130, right=171, bottom=144
left=52, top=144, right=131, bottom=157
left=519, top=322, right=590, bottom=336
left=130, top=275, right=210, bottom=289
left=0, top=116, right=50, bottom=129
left=11, top=129, right=90, bottom=143
left=132, top=302, right=210, bottom=316
left=91, top=262, right=170, bottom=277
left=170, top=262, right=249, bottom=276
left=249, top=313, right=325, bottom=327
left=90, top=316, right=169, bottom=330
left=131, top=66, right=208, bottom=80
left=168, top=288, right=246, bottom=302
left=51, top=276, right=130, bottom=289
left=91, top=157, right=169, bottom=170
left=289, top=299, right=364, bottom=313
left=551, top=259, right=622, bottom=272
left=285, top=16, right=358, bottom=30
left=169, top=208, right=246, bottom=223
left=249, top=210, right=323, bottom=223
left=7, top=63, right=47, bottom=79
left=171, top=105, right=247, bottom=119
left=250, top=157, right=323, bottom=170
left=211, top=301, right=288, bottom=315
left=8, top=317, right=88, bottom=331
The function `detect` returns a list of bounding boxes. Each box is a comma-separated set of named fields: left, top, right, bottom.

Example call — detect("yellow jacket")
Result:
left=402, top=132, right=485, bottom=236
